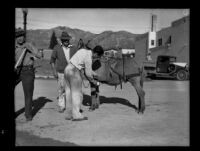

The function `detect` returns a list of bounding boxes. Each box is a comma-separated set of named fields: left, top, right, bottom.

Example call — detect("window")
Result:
left=151, top=40, right=154, bottom=46
left=169, top=57, right=176, bottom=62
left=166, top=36, right=172, bottom=46
left=158, top=38, right=162, bottom=46
left=168, top=36, right=171, bottom=44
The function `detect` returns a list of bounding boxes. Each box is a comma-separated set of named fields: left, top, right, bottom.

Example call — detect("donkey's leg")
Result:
left=89, top=82, right=97, bottom=111
left=95, top=84, right=100, bottom=109
left=129, top=76, right=145, bottom=114
left=96, top=92, right=100, bottom=109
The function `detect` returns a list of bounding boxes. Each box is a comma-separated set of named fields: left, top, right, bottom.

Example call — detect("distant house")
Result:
left=135, top=15, right=189, bottom=66
left=104, top=48, right=135, bottom=58
left=122, top=49, right=135, bottom=58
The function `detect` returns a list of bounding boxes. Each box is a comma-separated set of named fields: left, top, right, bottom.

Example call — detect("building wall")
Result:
left=135, top=15, right=189, bottom=65
left=156, top=27, right=172, bottom=47
left=148, top=31, right=156, bottom=49
left=170, top=16, right=189, bottom=63
left=150, top=46, right=169, bottom=61
left=134, top=33, right=148, bottom=66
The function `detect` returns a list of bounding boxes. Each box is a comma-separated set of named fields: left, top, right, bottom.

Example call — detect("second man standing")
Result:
left=50, top=31, right=75, bottom=113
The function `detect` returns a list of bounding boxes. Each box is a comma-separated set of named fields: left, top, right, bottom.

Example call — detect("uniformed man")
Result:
left=15, top=28, right=43, bottom=122
left=64, top=45, right=104, bottom=121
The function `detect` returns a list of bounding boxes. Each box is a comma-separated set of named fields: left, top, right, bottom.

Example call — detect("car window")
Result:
left=169, top=57, right=176, bottom=62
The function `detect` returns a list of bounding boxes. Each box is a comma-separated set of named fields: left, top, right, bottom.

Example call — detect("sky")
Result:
left=15, top=8, right=189, bottom=34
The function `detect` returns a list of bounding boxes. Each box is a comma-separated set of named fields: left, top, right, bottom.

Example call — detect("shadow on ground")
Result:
left=16, top=130, right=78, bottom=146
left=83, top=94, right=137, bottom=110
left=15, top=97, right=53, bottom=118
left=149, top=77, right=176, bottom=80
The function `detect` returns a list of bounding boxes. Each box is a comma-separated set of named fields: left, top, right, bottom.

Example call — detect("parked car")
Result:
left=143, top=55, right=189, bottom=80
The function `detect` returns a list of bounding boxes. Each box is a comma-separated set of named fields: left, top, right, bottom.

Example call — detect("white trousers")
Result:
left=64, top=63, right=84, bottom=119
left=57, top=72, right=66, bottom=109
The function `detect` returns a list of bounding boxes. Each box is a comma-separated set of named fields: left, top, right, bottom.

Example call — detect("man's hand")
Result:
left=91, top=79, right=98, bottom=85
left=92, top=71, right=98, bottom=80
left=93, top=74, right=98, bottom=80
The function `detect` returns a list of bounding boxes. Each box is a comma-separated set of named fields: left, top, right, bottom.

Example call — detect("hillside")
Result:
left=26, top=26, right=140, bottom=50
left=27, top=26, right=140, bottom=76
left=91, top=31, right=139, bottom=50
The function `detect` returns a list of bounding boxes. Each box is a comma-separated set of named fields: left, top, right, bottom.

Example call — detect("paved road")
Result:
left=15, top=79, right=189, bottom=146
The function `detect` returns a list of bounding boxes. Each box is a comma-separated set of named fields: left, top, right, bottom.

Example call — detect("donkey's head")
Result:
left=92, top=56, right=121, bottom=85
left=92, top=56, right=110, bottom=82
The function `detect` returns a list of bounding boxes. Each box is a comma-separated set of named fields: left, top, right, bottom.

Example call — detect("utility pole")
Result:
left=22, top=8, right=28, bottom=41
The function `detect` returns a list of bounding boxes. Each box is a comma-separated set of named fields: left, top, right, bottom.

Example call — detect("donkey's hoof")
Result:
left=89, top=106, right=95, bottom=111
left=137, top=109, right=145, bottom=114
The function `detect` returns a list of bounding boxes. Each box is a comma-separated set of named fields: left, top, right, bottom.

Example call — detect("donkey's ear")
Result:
left=92, top=60, right=101, bottom=71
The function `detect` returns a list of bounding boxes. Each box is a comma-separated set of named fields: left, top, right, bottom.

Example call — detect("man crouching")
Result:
left=64, top=45, right=104, bottom=121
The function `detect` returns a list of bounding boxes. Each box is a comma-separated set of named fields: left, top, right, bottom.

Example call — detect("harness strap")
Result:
left=122, top=56, right=141, bottom=81
left=109, top=59, right=140, bottom=82
left=109, top=65, right=123, bottom=89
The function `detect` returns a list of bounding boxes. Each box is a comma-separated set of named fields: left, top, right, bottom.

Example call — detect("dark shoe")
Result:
left=72, top=117, right=88, bottom=121
left=58, top=107, right=65, bottom=113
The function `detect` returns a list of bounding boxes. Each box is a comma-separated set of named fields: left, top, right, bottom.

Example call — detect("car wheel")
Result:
left=176, top=70, right=187, bottom=81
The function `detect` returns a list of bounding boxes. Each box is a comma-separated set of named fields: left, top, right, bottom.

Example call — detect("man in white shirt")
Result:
left=50, top=31, right=75, bottom=113
left=64, top=45, right=104, bottom=121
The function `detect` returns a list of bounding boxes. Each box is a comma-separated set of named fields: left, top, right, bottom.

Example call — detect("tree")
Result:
left=49, top=30, right=57, bottom=49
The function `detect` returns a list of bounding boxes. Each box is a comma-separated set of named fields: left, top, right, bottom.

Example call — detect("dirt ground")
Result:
left=15, top=79, right=189, bottom=146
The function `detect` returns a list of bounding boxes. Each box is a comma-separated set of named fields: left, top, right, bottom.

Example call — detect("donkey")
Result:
left=76, top=39, right=145, bottom=113
left=90, top=51, right=145, bottom=114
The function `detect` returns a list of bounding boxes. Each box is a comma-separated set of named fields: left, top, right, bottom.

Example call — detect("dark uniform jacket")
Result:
left=50, top=43, right=77, bottom=73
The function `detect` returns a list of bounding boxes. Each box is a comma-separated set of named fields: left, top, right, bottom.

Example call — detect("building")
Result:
left=104, top=49, right=135, bottom=58
left=135, top=15, right=190, bottom=66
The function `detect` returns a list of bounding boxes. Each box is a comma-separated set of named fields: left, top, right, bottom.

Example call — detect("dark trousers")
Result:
left=16, top=67, right=35, bottom=119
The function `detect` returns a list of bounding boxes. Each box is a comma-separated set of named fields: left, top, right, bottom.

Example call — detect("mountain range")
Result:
left=26, top=26, right=140, bottom=50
